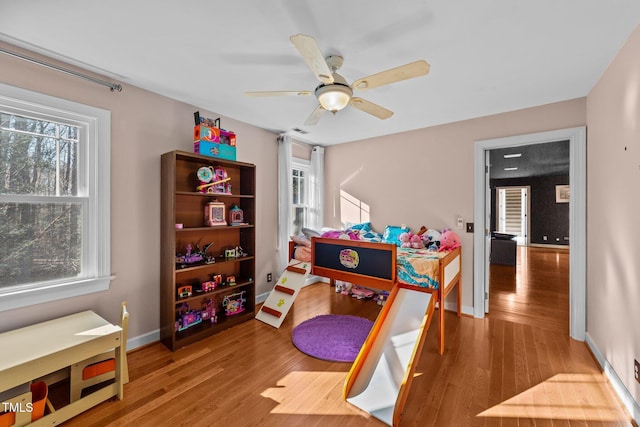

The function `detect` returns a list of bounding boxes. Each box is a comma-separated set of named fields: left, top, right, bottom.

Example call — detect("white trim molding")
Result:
left=473, top=127, right=586, bottom=341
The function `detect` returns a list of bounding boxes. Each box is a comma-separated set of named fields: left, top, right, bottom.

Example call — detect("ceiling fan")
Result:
left=245, top=34, right=430, bottom=126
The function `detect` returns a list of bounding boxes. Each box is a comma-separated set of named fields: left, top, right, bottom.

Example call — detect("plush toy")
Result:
left=410, top=233, right=425, bottom=249
left=439, top=229, right=461, bottom=251
left=399, top=232, right=412, bottom=248
left=399, top=231, right=426, bottom=249
left=335, top=280, right=353, bottom=295
left=425, top=229, right=441, bottom=244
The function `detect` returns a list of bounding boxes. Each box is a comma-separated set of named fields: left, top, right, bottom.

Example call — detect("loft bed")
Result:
left=291, top=236, right=462, bottom=355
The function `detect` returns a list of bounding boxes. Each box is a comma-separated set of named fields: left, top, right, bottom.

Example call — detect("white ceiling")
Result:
left=1, top=1, right=639, bottom=146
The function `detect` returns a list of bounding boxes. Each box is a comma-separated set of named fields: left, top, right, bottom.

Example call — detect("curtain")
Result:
left=309, top=145, right=324, bottom=232
left=277, top=134, right=292, bottom=271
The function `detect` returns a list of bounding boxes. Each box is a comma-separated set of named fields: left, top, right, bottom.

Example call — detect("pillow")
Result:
left=291, top=235, right=311, bottom=247
left=382, top=225, right=409, bottom=246
left=345, top=222, right=371, bottom=232
left=321, top=229, right=360, bottom=240
left=359, top=230, right=383, bottom=242
left=302, top=227, right=321, bottom=238
left=293, top=245, right=312, bottom=261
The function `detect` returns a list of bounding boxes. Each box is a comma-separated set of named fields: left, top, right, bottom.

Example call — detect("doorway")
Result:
left=473, top=127, right=586, bottom=341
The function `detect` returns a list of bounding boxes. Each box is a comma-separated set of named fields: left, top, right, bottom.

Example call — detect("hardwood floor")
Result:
left=488, top=246, right=570, bottom=334
left=62, top=263, right=633, bottom=426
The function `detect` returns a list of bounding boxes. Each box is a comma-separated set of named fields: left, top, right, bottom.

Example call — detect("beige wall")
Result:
left=0, top=42, right=280, bottom=341
left=324, top=98, right=586, bottom=312
left=587, top=25, right=640, bottom=404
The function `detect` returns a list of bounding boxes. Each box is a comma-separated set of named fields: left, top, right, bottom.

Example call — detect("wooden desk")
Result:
left=0, top=311, right=124, bottom=426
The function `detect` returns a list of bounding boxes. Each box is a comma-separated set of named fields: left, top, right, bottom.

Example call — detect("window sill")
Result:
left=0, top=276, right=113, bottom=313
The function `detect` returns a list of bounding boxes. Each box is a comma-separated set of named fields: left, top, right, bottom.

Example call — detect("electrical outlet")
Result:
left=466, top=222, right=474, bottom=233
left=635, top=359, right=640, bottom=384
left=267, top=273, right=272, bottom=282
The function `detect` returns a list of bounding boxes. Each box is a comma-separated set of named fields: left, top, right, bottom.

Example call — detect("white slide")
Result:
left=255, top=259, right=311, bottom=328
left=344, top=287, right=435, bottom=426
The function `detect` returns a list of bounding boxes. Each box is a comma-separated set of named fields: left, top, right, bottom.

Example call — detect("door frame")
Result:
left=473, top=127, right=586, bottom=341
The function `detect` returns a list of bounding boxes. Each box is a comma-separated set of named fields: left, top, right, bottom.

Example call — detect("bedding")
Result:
left=396, top=247, right=449, bottom=289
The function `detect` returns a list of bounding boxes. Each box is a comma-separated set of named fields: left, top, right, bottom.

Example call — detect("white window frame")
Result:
left=0, top=83, right=111, bottom=312
left=291, top=158, right=310, bottom=236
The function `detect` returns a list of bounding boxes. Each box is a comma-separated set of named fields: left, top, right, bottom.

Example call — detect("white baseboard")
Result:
left=444, top=300, right=474, bottom=317
left=586, top=332, right=639, bottom=424
left=127, top=329, right=160, bottom=351
left=528, top=243, right=570, bottom=250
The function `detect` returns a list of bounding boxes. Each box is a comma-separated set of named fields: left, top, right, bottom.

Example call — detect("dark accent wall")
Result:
left=490, top=175, right=570, bottom=245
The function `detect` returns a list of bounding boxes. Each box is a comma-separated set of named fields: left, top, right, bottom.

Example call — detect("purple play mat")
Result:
left=291, top=314, right=374, bottom=362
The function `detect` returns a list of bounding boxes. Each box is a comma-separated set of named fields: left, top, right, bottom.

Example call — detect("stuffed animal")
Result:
left=439, top=229, right=461, bottom=251
left=335, top=280, right=353, bottom=295
left=425, top=229, right=441, bottom=244
left=399, top=232, right=413, bottom=248
left=410, top=233, right=425, bottom=249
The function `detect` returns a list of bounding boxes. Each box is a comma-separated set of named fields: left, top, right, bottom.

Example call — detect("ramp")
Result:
left=344, top=286, right=435, bottom=426
left=255, top=259, right=311, bottom=328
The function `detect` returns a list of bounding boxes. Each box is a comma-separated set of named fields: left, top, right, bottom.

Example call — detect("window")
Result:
left=496, top=186, right=529, bottom=245
left=0, top=83, right=111, bottom=311
left=291, top=158, right=310, bottom=236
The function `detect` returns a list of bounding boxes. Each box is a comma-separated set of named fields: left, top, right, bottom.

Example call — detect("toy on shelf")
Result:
left=224, top=246, right=247, bottom=259
left=205, top=200, right=227, bottom=226
left=229, top=205, right=247, bottom=226
left=211, top=273, right=224, bottom=287
left=226, top=275, right=236, bottom=286
left=197, top=280, right=216, bottom=293
left=197, top=166, right=232, bottom=194
left=201, top=298, right=217, bottom=324
left=223, top=290, right=246, bottom=316
left=175, top=302, right=202, bottom=332
left=175, top=242, right=214, bottom=268
left=177, top=285, right=193, bottom=299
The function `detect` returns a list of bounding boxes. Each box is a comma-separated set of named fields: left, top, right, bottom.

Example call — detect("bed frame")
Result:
left=293, top=237, right=461, bottom=355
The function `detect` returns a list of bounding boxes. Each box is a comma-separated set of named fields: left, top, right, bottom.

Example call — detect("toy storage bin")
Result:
left=0, top=411, right=16, bottom=427
left=30, top=381, right=48, bottom=421
left=193, top=140, right=237, bottom=161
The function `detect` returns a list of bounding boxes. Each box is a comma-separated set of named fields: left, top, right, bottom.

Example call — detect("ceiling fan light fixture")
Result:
left=316, top=83, right=353, bottom=112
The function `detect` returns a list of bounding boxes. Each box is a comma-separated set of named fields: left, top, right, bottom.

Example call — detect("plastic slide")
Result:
left=344, top=286, right=435, bottom=426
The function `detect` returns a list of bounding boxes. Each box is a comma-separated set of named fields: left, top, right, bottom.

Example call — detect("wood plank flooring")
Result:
left=488, top=246, right=569, bottom=334
left=62, top=249, right=633, bottom=426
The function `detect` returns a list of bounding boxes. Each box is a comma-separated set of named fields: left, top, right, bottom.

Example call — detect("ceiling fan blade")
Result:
left=244, top=90, right=312, bottom=97
left=290, top=34, right=334, bottom=84
left=352, top=60, right=430, bottom=90
left=304, top=105, right=325, bottom=126
left=349, top=97, right=394, bottom=120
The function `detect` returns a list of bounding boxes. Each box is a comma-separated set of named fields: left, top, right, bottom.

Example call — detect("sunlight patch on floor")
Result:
left=477, top=373, right=627, bottom=422
left=261, top=371, right=370, bottom=417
